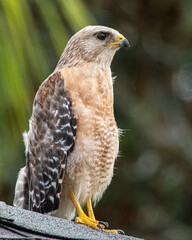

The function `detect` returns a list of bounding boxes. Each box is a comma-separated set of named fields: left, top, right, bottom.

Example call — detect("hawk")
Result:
left=14, top=26, right=130, bottom=233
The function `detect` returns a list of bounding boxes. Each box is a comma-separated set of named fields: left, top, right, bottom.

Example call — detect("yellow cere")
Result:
left=107, top=34, right=125, bottom=46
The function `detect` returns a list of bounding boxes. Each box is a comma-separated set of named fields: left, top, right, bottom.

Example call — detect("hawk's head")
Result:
left=57, top=26, right=130, bottom=69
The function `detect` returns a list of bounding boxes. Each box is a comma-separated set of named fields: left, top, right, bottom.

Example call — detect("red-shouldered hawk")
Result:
left=14, top=26, right=130, bottom=234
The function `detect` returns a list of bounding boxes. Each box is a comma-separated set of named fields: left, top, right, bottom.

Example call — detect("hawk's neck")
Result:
left=59, top=63, right=114, bottom=113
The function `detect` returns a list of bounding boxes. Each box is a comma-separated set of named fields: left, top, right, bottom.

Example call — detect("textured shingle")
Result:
left=0, top=201, right=143, bottom=240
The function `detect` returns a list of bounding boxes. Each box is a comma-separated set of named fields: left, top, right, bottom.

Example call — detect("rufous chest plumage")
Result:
left=59, top=63, right=119, bottom=202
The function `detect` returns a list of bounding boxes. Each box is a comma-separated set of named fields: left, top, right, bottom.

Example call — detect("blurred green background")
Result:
left=0, top=0, right=192, bottom=239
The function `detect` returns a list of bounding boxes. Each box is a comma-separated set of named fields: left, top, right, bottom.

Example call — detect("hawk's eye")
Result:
left=96, top=32, right=108, bottom=41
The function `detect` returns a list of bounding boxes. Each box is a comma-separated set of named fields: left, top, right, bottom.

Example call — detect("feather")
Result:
left=14, top=71, right=76, bottom=213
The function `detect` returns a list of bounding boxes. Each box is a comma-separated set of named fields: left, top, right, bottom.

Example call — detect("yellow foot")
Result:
left=75, top=214, right=124, bottom=234
left=75, top=214, right=102, bottom=231
left=69, top=191, right=124, bottom=234
left=105, top=229, right=125, bottom=234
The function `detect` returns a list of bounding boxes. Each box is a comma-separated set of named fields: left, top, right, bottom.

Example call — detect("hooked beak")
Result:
left=107, top=34, right=130, bottom=48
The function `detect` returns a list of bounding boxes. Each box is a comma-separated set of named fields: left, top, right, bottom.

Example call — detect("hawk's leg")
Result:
left=86, top=197, right=96, bottom=220
left=87, top=197, right=108, bottom=229
left=69, top=191, right=124, bottom=234
left=69, top=191, right=101, bottom=230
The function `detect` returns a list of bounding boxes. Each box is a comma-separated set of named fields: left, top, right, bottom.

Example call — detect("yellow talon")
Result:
left=75, top=216, right=100, bottom=230
left=69, top=191, right=123, bottom=234
left=69, top=191, right=100, bottom=230
left=105, top=229, right=119, bottom=234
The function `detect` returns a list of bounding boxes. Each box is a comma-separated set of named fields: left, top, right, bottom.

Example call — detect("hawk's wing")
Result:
left=14, top=71, right=76, bottom=214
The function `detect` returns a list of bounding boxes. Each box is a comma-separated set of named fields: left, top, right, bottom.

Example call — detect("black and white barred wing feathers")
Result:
left=14, top=71, right=76, bottom=214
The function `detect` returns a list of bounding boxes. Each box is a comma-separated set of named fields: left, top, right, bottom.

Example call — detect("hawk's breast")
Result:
left=60, top=63, right=119, bottom=203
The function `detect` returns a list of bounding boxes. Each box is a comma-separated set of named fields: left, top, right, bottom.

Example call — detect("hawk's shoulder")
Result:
left=35, top=71, right=64, bottom=106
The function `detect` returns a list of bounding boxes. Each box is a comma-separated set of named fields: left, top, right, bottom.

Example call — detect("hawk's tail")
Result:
left=13, top=167, right=29, bottom=210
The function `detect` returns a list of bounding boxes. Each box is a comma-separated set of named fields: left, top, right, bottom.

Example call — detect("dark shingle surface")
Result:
left=0, top=201, right=143, bottom=240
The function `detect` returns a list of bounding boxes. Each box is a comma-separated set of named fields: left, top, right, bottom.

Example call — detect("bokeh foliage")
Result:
left=1, top=1, right=192, bottom=240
